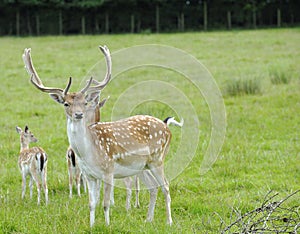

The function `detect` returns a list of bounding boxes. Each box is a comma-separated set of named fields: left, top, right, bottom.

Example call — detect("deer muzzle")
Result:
left=74, top=112, right=84, bottom=120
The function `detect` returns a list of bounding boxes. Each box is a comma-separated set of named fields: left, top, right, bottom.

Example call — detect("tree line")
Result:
left=0, top=0, right=299, bottom=36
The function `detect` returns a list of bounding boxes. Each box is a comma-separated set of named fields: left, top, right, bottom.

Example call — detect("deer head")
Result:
left=16, top=125, right=38, bottom=150
left=22, top=46, right=112, bottom=122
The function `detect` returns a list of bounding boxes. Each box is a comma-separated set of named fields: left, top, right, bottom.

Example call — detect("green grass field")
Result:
left=0, top=28, right=300, bottom=233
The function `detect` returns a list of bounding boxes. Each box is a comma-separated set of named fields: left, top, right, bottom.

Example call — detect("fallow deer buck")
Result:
left=67, top=97, right=108, bottom=198
left=16, top=125, right=48, bottom=205
left=67, top=93, right=141, bottom=209
left=22, top=45, right=183, bottom=226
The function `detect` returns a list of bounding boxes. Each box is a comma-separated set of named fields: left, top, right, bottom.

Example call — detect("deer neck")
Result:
left=67, top=117, right=88, bottom=145
left=20, top=139, right=29, bottom=152
left=66, top=116, right=97, bottom=159
left=66, top=116, right=107, bottom=179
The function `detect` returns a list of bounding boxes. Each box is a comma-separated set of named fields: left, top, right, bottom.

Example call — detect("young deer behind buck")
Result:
left=16, top=125, right=48, bottom=205
left=22, top=45, right=183, bottom=226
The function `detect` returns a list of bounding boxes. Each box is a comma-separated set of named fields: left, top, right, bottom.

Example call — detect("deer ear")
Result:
left=49, top=93, right=65, bottom=104
left=16, top=126, right=22, bottom=134
left=85, top=91, right=100, bottom=104
left=24, top=125, right=29, bottom=133
left=90, top=95, right=100, bottom=108
left=99, top=96, right=109, bottom=108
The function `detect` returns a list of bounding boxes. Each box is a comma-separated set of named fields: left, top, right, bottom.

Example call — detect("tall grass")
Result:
left=225, top=76, right=262, bottom=96
left=269, top=65, right=292, bottom=85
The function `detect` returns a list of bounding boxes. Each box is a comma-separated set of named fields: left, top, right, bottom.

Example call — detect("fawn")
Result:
left=16, top=125, right=48, bottom=205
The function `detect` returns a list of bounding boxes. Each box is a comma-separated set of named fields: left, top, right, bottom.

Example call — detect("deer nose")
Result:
left=74, top=112, right=83, bottom=119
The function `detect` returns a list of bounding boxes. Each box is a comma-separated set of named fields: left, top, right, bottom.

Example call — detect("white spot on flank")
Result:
left=113, top=153, right=121, bottom=160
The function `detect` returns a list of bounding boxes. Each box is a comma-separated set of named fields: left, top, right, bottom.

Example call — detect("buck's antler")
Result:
left=22, top=48, right=93, bottom=96
left=23, top=48, right=65, bottom=95
left=88, top=45, right=112, bottom=92
left=22, top=48, right=42, bottom=85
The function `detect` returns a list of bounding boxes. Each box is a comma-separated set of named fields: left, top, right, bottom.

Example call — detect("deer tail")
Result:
left=163, top=117, right=184, bottom=127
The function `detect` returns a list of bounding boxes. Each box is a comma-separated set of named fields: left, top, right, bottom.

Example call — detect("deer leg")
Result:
left=95, top=179, right=102, bottom=205
left=103, top=173, right=113, bottom=225
left=42, top=168, right=48, bottom=205
left=21, top=171, right=27, bottom=200
left=135, top=175, right=140, bottom=208
left=33, top=177, right=41, bottom=205
left=86, top=177, right=98, bottom=227
left=149, top=165, right=172, bottom=225
left=139, top=170, right=158, bottom=222
left=162, top=176, right=172, bottom=224
left=29, top=175, right=33, bottom=199
left=123, top=177, right=133, bottom=211
left=31, top=170, right=41, bottom=205
left=147, top=187, right=158, bottom=222
left=76, top=173, right=81, bottom=197
left=68, top=168, right=73, bottom=198
left=110, top=179, right=115, bottom=206
left=81, top=174, right=87, bottom=193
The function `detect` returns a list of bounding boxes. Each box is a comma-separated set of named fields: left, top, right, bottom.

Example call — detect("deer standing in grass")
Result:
left=67, top=97, right=108, bottom=198
left=67, top=93, right=141, bottom=209
left=23, top=45, right=182, bottom=226
left=16, top=125, right=48, bottom=205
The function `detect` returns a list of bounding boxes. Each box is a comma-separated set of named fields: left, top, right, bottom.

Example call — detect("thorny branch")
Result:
left=221, top=190, right=300, bottom=233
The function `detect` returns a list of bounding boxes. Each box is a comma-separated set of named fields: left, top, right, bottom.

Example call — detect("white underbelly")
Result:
left=113, top=162, right=146, bottom=178
left=78, top=159, right=146, bottom=180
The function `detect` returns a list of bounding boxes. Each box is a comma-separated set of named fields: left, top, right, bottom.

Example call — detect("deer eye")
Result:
left=85, top=102, right=88, bottom=106
left=64, top=102, right=70, bottom=107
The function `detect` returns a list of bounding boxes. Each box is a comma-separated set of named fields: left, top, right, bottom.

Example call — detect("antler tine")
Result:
left=22, top=48, right=43, bottom=86
left=80, top=77, right=93, bottom=94
left=23, top=48, right=71, bottom=96
left=63, top=77, right=72, bottom=95
left=30, top=75, right=64, bottom=95
left=87, top=45, right=112, bottom=92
